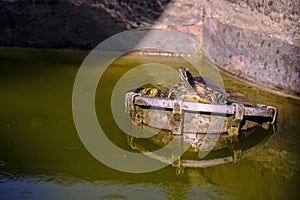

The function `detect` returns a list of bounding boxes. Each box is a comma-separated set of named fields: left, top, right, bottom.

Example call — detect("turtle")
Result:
left=164, top=67, right=227, bottom=104
left=134, top=87, right=163, bottom=97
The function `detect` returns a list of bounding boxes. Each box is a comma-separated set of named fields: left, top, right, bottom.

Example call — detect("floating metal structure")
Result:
left=124, top=91, right=277, bottom=171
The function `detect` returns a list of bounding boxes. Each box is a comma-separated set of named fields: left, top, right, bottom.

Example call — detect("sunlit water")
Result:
left=0, top=47, right=299, bottom=199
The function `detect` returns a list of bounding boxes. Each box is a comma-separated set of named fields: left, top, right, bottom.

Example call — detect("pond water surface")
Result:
left=0, top=47, right=299, bottom=199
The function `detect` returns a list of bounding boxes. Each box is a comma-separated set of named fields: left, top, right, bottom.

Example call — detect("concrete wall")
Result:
left=201, top=0, right=300, bottom=96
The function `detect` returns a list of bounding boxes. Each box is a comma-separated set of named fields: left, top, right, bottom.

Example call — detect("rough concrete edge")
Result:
left=216, top=64, right=300, bottom=101
left=201, top=0, right=300, bottom=100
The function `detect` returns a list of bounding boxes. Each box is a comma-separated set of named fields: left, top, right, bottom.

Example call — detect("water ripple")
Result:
left=0, top=174, right=171, bottom=200
left=0, top=160, right=5, bottom=167
left=165, top=184, right=242, bottom=200
left=0, top=171, right=18, bottom=182
left=100, top=194, right=127, bottom=200
left=204, top=186, right=241, bottom=200
left=19, top=191, right=33, bottom=199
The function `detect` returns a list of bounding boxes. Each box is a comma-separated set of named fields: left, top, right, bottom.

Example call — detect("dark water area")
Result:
left=0, top=47, right=299, bottom=199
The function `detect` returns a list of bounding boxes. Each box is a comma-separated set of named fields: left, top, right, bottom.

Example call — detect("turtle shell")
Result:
left=135, top=87, right=163, bottom=97
left=164, top=67, right=226, bottom=104
left=193, top=76, right=226, bottom=104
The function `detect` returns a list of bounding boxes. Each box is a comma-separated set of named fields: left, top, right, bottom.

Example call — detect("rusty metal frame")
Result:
left=125, top=92, right=277, bottom=123
left=125, top=91, right=277, bottom=169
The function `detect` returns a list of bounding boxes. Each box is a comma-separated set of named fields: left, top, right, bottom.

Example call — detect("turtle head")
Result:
left=178, top=67, right=195, bottom=89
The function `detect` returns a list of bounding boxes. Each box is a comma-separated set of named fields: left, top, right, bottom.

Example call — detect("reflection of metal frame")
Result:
left=126, top=125, right=274, bottom=169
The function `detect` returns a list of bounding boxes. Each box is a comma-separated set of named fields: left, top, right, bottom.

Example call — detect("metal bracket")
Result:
left=126, top=135, right=136, bottom=150
left=125, top=92, right=141, bottom=112
left=125, top=93, right=144, bottom=125
left=267, top=106, right=278, bottom=124
left=171, top=98, right=184, bottom=135
left=233, top=102, right=245, bottom=121
left=227, top=136, right=242, bottom=162
left=233, top=148, right=243, bottom=163
left=228, top=103, right=245, bottom=136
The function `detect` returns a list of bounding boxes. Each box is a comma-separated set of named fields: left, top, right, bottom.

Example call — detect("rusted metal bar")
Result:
left=125, top=92, right=276, bottom=119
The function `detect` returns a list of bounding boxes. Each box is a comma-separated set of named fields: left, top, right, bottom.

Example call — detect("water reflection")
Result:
left=0, top=173, right=243, bottom=200
left=0, top=48, right=299, bottom=199
left=0, top=161, right=5, bottom=167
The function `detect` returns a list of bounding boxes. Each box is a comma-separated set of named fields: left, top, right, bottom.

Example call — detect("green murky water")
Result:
left=0, top=47, right=299, bottom=199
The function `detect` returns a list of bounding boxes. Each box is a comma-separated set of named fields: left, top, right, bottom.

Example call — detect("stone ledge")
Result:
left=202, top=0, right=300, bottom=96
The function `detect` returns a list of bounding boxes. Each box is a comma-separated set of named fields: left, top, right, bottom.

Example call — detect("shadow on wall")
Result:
left=0, top=0, right=171, bottom=49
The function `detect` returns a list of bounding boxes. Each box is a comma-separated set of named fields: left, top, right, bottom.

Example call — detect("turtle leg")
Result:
left=207, top=93, right=219, bottom=104
left=164, top=88, right=177, bottom=99
left=179, top=94, right=211, bottom=103
left=193, top=95, right=211, bottom=103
